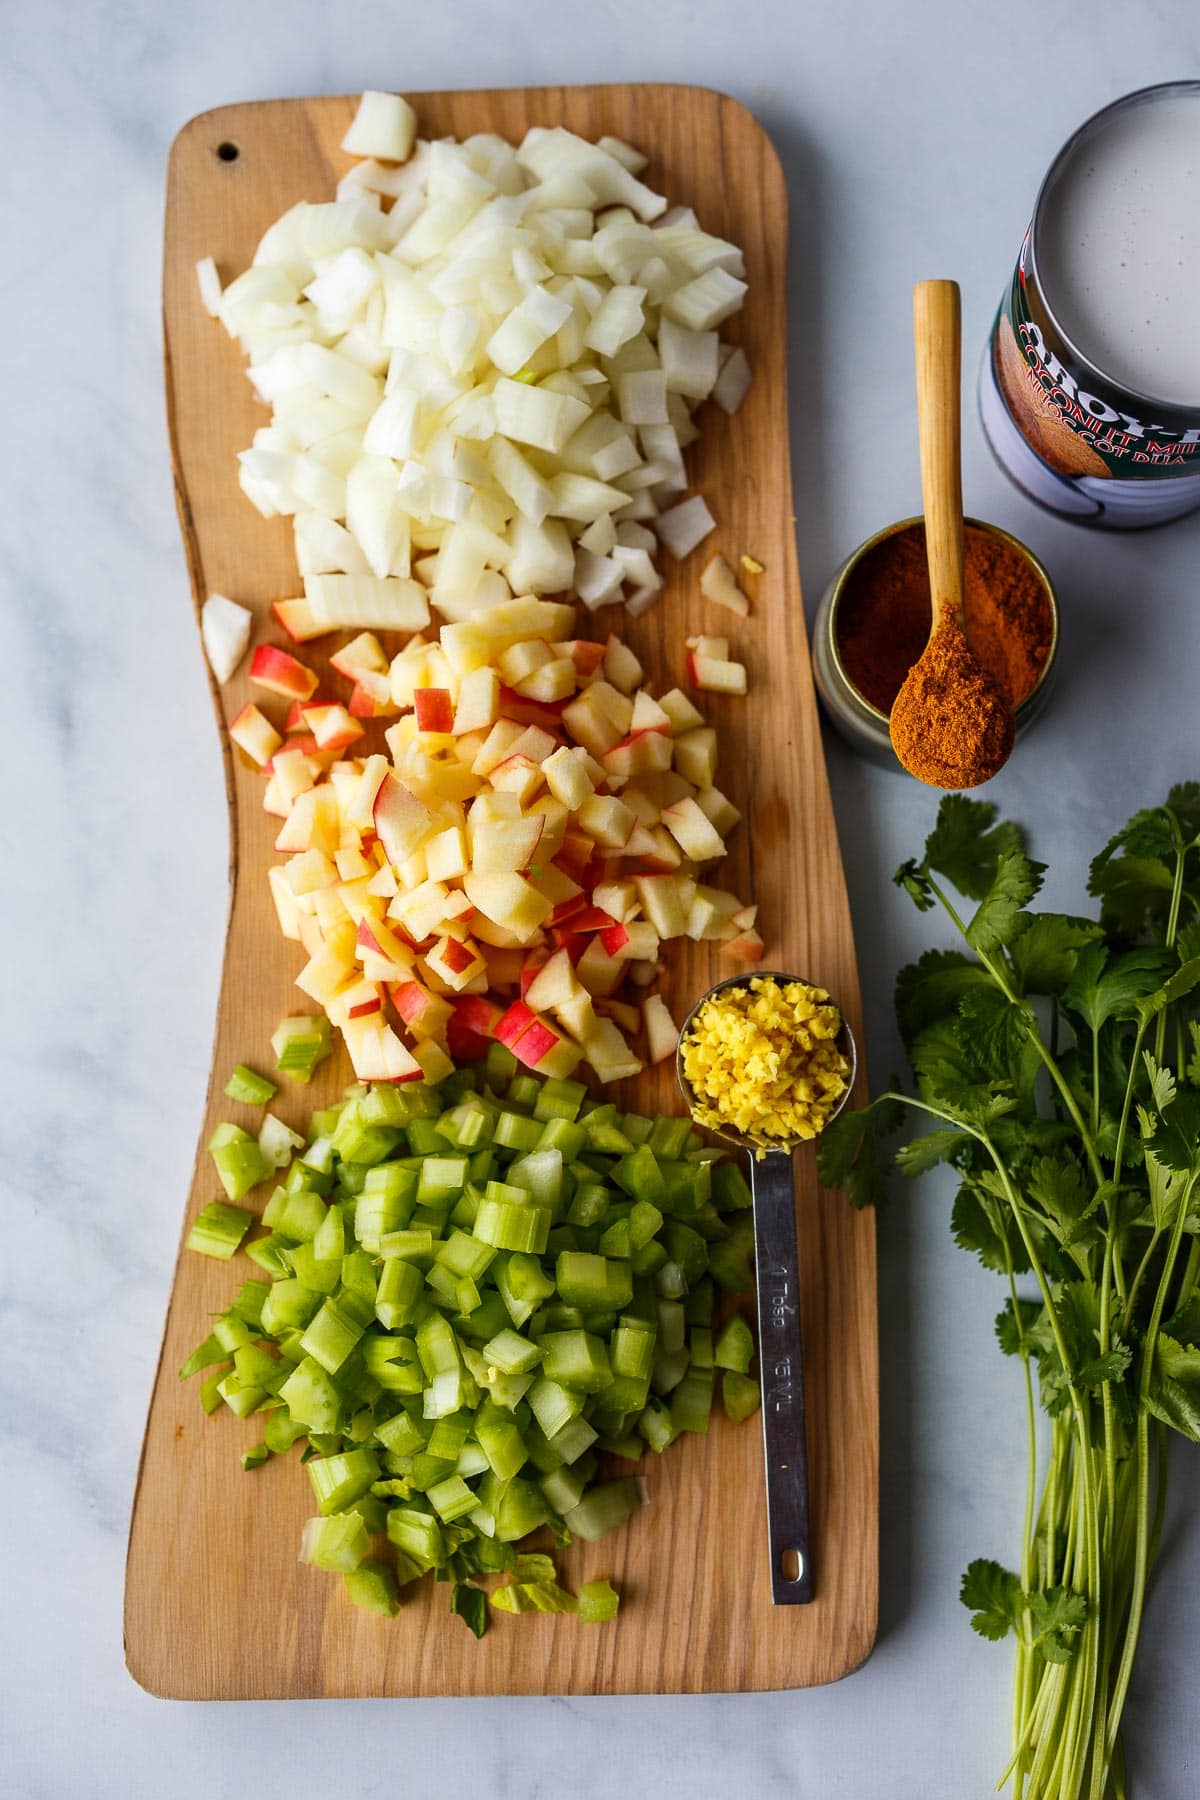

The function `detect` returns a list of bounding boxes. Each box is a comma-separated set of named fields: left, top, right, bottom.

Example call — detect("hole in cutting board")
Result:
left=781, top=1547, right=804, bottom=1584
left=216, top=142, right=240, bottom=163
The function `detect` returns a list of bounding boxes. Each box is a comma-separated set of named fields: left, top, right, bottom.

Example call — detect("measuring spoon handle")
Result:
left=749, top=1150, right=813, bottom=1604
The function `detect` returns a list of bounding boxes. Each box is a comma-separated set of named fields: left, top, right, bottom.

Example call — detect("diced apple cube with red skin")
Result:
left=330, top=632, right=389, bottom=681
left=391, top=878, right=453, bottom=943
left=621, top=921, right=661, bottom=961
left=453, top=666, right=500, bottom=736
left=574, top=936, right=626, bottom=997
left=423, top=934, right=486, bottom=990
left=347, top=672, right=396, bottom=718
left=694, top=785, right=742, bottom=836
left=272, top=597, right=334, bottom=643
left=581, top=1014, right=644, bottom=1083
left=413, top=688, right=455, bottom=734
left=342, top=754, right=387, bottom=829
left=543, top=745, right=597, bottom=811
left=304, top=703, right=364, bottom=751
left=524, top=948, right=584, bottom=1012
left=424, top=825, right=469, bottom=883
left=515, top=657, right=576, bottom=704
left=454, top=994, right=504, bottom=1037
left=504, top=724, right=559, bottom=766
left=562, top=690, right=624, bottom=758
left=599, top=921, right=631, bottom=957
left=658, top=687, right=707, bottom=735
left=498, top=639, right=555, bottom=687
left=686, top=634, right=731, bottom=660
left=724, top=927, right=765, bottom=961
left=700, top=554, right=751, bottom=617
left=532, top=1033, right=586, bottom=1080
left=673, top=726, right=718, bottom=788
left=602, top=731, right=675, bottom=784
left=489, top=756, right=544, bottom=806
left=229, top=702, right=282, bottom=767
left=495, top=999, right=538, bottom=1050
left=250, top=644, right=320, bottom=702
left=471, top=720, right=528, bottom=776
left=566, top=640, right=606, bottom=678
left=373, top=772, right=436, bottom=868
left=630, top=690, right=672, bottom=734
left=578, top=795, right=636, bottom=849
left=355, top=917, right=415, bottom=980
left=496, top=686, right=569, bottom=731
left=688, top=653, right=747, bottom=696
left=583, top=681, right=634, bottom=735
left=390, top=979, right=454, bottom=1037
left=344, top=1017, right=423, bottom=1084
left=599, top=999, right=641, bottom=1037
left=268, top=866, right=304, bottom=941
left=463, top=872, right=553, bottom=943
left=633, top=873, right=696, bottom=939
left=341, top=978, right=383, bottom=1019
left=617, top=824, right=657, bottom=860
left=642, top=994, right=680, bottom=1064
left=272, top=751, right=317, bottom=810
left=550, top=896, right=587, bottom=930
left=661, top=796, right=727, bottom=862
left=261, top=774, right=288, bottom=819
left=591, top=880, right=638, bottom=923
left=470, top=816, right=545, bottom=876
left=602, top=635, right=644, bottom=694
left=686, top=894, right=721, bottom=940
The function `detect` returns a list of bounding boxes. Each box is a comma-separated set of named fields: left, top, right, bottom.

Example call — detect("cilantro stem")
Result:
left=1104, top=1173, right=1196, bottom=1763
left=926, top=874, right=1107, bottom=1188
left=1154, top=845, right=1187, bottom=1065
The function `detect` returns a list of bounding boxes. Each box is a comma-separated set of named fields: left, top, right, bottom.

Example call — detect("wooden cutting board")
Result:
left=125, top=84, right=877, bottom=1699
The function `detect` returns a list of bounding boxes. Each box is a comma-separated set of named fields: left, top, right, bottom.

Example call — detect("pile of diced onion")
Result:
left=198, top=90, right=752, bottom=623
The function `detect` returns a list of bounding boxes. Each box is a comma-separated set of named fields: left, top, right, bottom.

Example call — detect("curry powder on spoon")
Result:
left=889, top=612, right=1015, bottom=788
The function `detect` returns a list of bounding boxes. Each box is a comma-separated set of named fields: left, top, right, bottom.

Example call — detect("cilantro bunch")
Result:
left=821, top=785, right=1200, bottom=1800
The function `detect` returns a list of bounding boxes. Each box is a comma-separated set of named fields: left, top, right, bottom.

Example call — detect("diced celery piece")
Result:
left=374, top=1408, right=427, bottom=1456
left=670, top=1366, right=714, bottom=1434
left=427, top=1473, right=478, bottom=1522
left=242, top=1443, right=271, bottom=1471
left=375, top=1257, right=424, bottom=1331
left=300, top=1292, right=371, bottom=1374
left=386, top=1506, right=445, bottom=1570
left=208, top=1123, right=270, bottom=1201
left=540, top=1329, right=612, bottom=1393
left=272, top=1013, right=333, bottom=1083
left=474, top=1195, right=549, bottom=1254
left=638, top=1395, right=676, bottom=1453
left=482, top=1328, right=543, bottom=1376
left=649, top=1116, right=691, bottom=1160
left=528, top=1376, right=584, bottom=1440
left=713, top=1160, right=753, bottom=1212
left=563, top=1477, right=641, bottom=1541
left=494, top=1475, right=549, bottom=1542
left=689, top=1328, right=714, bottom=1370
left=300, top=1513, right=368, bottom=1573
left=546, top=1413, right=597, bottom=1465
left=224, top=1063, right=278, bottom=1105
left=245, top=1231, right=293, bottom=1277
left=557, top=1250, right=633, bottom=1312
left=216, top=1370, right=266, bottom=1417
left=307, top=1448, right=379, bottom=1515
left=579, top=1578, right=620, bottom=1622
left=723, top=1370, right=761, bottom=1423
left=611, top=1319, right=656, bottom=1382
left=344, top=1558, right=401, bottom=1617
left=264, top=1407, right=306, bottom=1454
left=286, top=1242, right=340, bottom=1295
left=186, top=1200, right=254, bottom=1260
left=714, top=1312, right=755, bottom=1374
left=708, top=1214, right=755, bottom=1291
left=533, top=1076, right=586, bottom=1123
left=278, top=1356, right=341, bottom=1434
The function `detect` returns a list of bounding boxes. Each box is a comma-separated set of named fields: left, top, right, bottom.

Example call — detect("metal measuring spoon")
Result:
left=675, top=971, right=858, bottom=1606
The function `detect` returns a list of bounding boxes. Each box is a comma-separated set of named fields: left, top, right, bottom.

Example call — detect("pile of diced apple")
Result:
left=233, top=595, right=762, bottom=1086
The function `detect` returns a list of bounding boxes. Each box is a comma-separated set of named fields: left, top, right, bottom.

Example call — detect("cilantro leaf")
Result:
left=450, top=1581, right=489, bottom=1639
left=960, top=1558, right=1023, bottom=1641
left=1027, top=1153, right=1089, bottom=1238
left=952, top=1181, right=1029, bottom=1275
left=894, top=948, right=993, bottom=1041
left=816, top=1095, right=903, bottom=1208
left=995, top=1297, right=1041, bottom=1356
left=1142, top=1051, right=1177, bottom=1115
left=1028, top=1586, right=1087, bottom=1663
left=922, top=795, right=1024, bottom=900
left=1136, top=955, right=1200, bottom=1024
left=894, top=1127, right=974, bottom=1176
left=1146, top=1334, right=1200, bottom=1442
left=1187, top=1021, right=1200, bottom=1088
left=1008, top=913, right=1103, bottom=996
left=1062, top=944, right=1174, bottom=1033
left=1147, top=1090, right=1200, bottom=1177
left=965, top=846, right=1044, bottom=955
left=894, top=858, right=935, bottom=911
left=1088, top=853, right=1175, bottom=936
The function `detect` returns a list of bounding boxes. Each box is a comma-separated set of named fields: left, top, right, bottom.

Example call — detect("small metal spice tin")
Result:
left=812, top=517, right=1060, bottom=772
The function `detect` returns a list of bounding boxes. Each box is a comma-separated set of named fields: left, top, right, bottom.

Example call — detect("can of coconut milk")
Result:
left=981, top=82, right=1200, bottom=527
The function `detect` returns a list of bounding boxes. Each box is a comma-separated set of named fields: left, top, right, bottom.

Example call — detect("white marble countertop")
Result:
left=5, top=1, right=1199, bottom=1794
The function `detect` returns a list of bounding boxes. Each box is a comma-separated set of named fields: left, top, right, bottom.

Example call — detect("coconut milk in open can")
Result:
left=981, top=82, right=1200, bottom=527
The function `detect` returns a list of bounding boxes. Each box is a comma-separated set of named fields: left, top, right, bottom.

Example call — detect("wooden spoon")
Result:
left=890, top=279, right=1014, bottom=788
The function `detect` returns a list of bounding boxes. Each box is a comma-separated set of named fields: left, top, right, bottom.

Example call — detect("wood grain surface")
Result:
left=125, top=84, right=878, bottom=1700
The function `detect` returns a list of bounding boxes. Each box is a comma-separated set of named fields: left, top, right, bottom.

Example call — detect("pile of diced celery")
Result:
left=183, top=1042, right=761, bottom=1634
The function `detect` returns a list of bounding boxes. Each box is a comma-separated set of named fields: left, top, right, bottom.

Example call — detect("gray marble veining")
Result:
left=3, top=1, right=1198, bottom=1795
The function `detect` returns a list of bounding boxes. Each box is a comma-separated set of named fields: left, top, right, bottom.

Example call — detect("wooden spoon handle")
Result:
left=913, top=279, right=964, bottom=628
